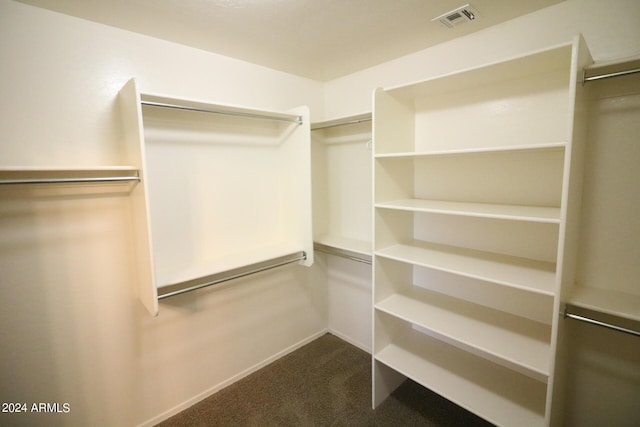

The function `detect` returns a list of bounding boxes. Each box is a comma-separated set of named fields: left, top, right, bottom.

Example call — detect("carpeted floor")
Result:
left=157, top=333, right=494, bottom=426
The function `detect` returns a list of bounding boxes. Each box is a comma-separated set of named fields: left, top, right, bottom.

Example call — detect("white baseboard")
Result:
left=139, top=328, right=329, bottom=427
left=328, top=328, right=372, bottom=354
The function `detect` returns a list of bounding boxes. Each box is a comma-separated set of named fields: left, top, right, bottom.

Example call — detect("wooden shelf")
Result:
left=569, top=286, right=640, bottom=323
left=376, top=241, right=556, bottom=295
left=375, top=327, right=547, bottom=427
left=376, top=287, right=551, bottom=381
left=375, top=199, right=561, bottom=224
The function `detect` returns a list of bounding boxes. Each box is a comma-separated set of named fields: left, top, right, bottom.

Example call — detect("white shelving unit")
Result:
left=372, top=36, right=592, bottom=426
left=311, top=113, right=373, bottom=261
left=119, top=78, right=313, bottom=316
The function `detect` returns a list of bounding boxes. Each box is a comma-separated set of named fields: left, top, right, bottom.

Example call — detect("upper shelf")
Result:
left=140, top=92, right=303, bottom=126
left=384, top=42, right=573, bottom=101
left=569, top=286, right=640, bottom=323
left=311, top=113, right=372, bottom=131
left=583, top=56, right=640, bottom=83
left=314, top=234, right=372, bottom=256
left=374, top=142, right=566, bottom=159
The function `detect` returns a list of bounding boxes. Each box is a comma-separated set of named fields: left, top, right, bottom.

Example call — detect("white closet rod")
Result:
left=564, top=305, right=640, bottom=338
left=157, top=251, right=307, bottom=299
left=313, top=243, right=372, bottom=264
left=0, top=175, right=140, bottom=185
left=141, top=100, right=303, bottom=125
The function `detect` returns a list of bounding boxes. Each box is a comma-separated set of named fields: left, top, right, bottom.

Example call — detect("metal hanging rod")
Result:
left=141, top=100, right=303, bottom=125
left=311, top=113, right=372, bottom=131
left=157, top=251, right=307, bottom=299
left=314, top=242, right=372, bottom=265
left=584, top=67, right=640, bottom=83
left=564, top=306, right=640, bottom=338
left=583, top=57, right=640, bottom=84
left=0, top=176, right=140, bottom=185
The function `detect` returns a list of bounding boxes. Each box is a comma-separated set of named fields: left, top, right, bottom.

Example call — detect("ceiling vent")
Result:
left=432, top=4, right=479, bottom=28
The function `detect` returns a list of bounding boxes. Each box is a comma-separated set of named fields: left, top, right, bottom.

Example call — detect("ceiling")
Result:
left=16, top=0, right=564, bottom=81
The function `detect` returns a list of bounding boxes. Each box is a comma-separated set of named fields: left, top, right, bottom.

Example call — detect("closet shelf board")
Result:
left=375, top=288, right=551, bottom=381
left=0, top=167, right=140, bottom=188
left=311, top=112, right=372, bottom=131
left=384, top=41, right=573, bottom=101
left=376, top=242, right=556, bottom=296
left=373, top=142, right=566, bottom=159
left=0, top=166, right=138, bottom=171
left=156, top=243, right=304, bottom=288
left=314, top=234, right=372, bottom=256
left=375, top=199, right=561, bottom=223
left=140, top=92, right=302, bottom=125
left=569, top=286, right=640, bottom=322
left=375, top=329, right=547, bottom=427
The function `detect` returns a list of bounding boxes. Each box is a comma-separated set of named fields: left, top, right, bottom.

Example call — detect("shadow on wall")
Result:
left=0, top=187, right=139, bottom=426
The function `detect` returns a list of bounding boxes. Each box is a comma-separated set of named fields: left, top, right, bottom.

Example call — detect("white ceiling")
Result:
left=16, top=0, right=564, bottom=81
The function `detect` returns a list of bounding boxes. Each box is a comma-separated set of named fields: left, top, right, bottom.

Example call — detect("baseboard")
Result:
left=138, top=328, right=329, bottom=427
left=328, top=328, right=372, bottom=354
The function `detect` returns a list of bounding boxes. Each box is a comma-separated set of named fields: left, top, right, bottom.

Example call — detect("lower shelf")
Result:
left=375, top=288, right=551, bottom=381
left=374, top=325, right=547, bottom=427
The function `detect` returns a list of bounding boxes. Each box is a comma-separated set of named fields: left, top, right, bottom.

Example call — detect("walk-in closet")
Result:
left=1, top=1, right=638, bottom=426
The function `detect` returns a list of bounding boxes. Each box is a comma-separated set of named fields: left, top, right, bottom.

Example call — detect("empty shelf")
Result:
left=376, top=199, right=560, bottom=223
left=374, top=142, right=566, bottom=159
left=376, top=241, right=556, bottom=295
left=376, top=288, right=551, bottom=380
left=375, top=328, right=547, bottom=427
left=568, top=286, right=640, bottom=323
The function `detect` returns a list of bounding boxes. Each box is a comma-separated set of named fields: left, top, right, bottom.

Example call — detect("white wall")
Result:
left=0, top=1, right=326, bottom=426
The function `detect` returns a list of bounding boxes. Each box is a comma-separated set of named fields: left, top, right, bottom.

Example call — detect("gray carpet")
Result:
left=157, top=333, right=494, bottom=426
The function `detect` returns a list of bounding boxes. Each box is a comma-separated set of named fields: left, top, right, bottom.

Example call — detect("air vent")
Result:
left=432, top=4, right=479, bottom=28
